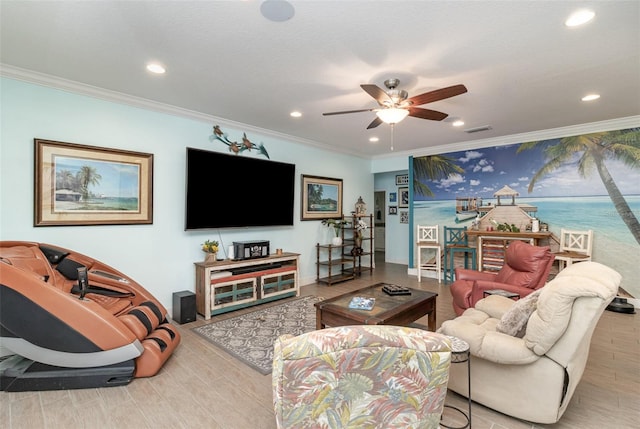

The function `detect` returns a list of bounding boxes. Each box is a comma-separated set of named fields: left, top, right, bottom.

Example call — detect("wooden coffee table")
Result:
left=314, top=282, right=438, bottom=331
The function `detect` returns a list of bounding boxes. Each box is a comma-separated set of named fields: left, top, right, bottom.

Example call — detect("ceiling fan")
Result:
left=322, top=78, right=467, bottom=129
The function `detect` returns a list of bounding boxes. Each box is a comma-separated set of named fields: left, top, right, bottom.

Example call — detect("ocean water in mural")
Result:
left=412, top=128, right=640, bottom=297
left=414, top=195, right=640, bottom=297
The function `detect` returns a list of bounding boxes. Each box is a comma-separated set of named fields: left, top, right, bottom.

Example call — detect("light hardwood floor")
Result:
left=1, top=254, right=638, bottom=428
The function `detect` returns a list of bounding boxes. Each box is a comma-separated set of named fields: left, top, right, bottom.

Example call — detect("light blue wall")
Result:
left=0, top=78, right=374, bottom=311
left=374, top=170, right=410, bottom=265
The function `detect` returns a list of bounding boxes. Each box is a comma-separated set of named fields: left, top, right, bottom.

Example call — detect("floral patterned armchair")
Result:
left=272, top=325, right=452, bottom=429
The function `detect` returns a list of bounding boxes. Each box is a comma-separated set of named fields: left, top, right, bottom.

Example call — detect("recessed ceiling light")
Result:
left=452, top=120, right=465, bottom=127
left=582, top=94, right=600, bottom=101
left=565, top=10, right=595, bottom=27
left=369, top=137, right=379, bottom=142
left=290, top=111, right=302, bottom=118
left=261, top=0, right=295, bottom=22
left=146, top=63, right=166, bottom=74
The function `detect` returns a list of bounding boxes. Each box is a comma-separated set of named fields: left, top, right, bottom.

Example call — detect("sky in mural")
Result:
left=414, top=138, right=640, bottom=201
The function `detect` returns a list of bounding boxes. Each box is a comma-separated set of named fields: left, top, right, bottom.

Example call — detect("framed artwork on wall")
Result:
left=395, top=174, right=408, bottom=185
left=34, top=139, right=153, bottom=226
left=301, top=174, right=343, bottom=220
left=389, top=192, right=397, bottom=203
left=388, top=206, right=398, bottom=215
left=398, top=187, right=409, bottom=208
left=400, top=211, right=409, bottom=224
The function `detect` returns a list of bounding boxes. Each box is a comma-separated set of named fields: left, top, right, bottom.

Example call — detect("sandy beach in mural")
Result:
left=414, top=195, right=640, bottom=298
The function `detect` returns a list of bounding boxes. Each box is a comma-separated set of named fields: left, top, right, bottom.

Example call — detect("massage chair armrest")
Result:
left=454, top=267, right=497, bottom=282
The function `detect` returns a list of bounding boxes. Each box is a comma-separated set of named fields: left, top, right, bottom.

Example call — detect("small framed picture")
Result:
left=300, top=174, right=343, bottom=221
left=389, top=192, right=397, bottom=203
left=388, top=206, right=398, bottom=215
left=398, top=187, right=409, bottom=208
left=395, top=174, right=408, bottom=186
left=400, top=211, right=409, bottom=224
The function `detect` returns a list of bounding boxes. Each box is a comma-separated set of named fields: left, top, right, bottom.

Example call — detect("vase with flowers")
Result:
left=352, top=218, right=368, bottom=254
left=322, top=218, right=349, bottom=246
left=202, top=239, right=219, bottom=263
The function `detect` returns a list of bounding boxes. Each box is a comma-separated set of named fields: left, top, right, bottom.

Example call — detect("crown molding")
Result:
left=374, top=115, right=640, bottom=160
left=3, top=64, right=637, bottom=162
left=0, top=64, right=364, bottom=158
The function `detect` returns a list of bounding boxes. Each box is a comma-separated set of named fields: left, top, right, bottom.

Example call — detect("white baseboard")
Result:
left=622, top=297, right=640, bottom=309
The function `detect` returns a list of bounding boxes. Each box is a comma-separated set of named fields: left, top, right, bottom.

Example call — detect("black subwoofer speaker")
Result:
left=172, top=291, right=196, bottom=324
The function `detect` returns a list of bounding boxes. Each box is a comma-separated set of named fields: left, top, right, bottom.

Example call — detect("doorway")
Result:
left=374, top=191, right=386, bottom=253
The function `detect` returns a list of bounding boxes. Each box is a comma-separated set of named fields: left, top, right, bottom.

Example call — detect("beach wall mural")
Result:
left=411, top=127, right=640, bottom=297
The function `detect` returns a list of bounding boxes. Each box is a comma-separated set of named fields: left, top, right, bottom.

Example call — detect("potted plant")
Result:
left=202, top=239, right=219, bottom=263
left=322, top=218, right=349, bottom=246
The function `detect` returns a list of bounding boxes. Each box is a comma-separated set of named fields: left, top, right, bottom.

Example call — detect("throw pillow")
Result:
left=495, top=289, right=542, bottom=338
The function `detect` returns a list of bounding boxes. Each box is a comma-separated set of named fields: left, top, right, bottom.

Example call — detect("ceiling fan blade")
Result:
left=361, top=84, right=392, bottom=104
left=408, top=107, right=448, bottom=121
left=407, top=84, right=468, bottom=106
left=322, top=108, right=374, bottom=116
left=366, top=116, right=383, bottom=129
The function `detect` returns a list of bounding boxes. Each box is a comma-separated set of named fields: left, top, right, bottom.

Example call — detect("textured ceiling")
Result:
left=1, top=1, right=639, bottom=158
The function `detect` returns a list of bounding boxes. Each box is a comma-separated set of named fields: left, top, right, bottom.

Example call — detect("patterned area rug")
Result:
left=192, top=296, right=322, bottom=375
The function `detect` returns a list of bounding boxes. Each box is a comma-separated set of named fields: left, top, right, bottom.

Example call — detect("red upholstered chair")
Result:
left=450, top=240, right=555, bottom=315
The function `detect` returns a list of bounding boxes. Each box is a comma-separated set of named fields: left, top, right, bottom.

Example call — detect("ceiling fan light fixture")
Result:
left=565, top=9, right=595, bottom=27
left=376, top=108, right=409, bottom=124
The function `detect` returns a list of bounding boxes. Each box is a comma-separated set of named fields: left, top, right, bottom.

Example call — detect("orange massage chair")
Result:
left=0, top=241, right=180, bottom=391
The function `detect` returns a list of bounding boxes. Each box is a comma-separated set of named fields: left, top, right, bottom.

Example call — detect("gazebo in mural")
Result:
left=494, top=185, right=519, bottom=206
left=476, top=185, right=538, bottom=231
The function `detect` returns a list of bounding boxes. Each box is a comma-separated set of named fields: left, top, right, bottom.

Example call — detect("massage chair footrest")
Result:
left=0, top=355, right=135, bottom=392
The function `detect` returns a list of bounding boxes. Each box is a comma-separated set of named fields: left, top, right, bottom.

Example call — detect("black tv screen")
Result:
left=185, top=148, right=295, bottom=229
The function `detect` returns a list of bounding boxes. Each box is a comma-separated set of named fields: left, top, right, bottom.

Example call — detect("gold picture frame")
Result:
left=300, top=174, right=343, bottom=221
left=34, top=139, right=153, bottom=226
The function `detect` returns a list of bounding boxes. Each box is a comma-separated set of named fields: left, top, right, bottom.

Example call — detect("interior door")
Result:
left=374, top=191, right=386, bottom=251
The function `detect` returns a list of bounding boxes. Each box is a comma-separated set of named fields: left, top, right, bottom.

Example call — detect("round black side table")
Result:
left=441, top=335, right=471, bottom=429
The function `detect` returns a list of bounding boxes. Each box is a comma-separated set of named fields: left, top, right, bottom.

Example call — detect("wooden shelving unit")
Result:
left=316, top=243, right=355, bottom=285
left=344, top=213, right=374, bottom=276
left=316, top=214, right=374, bottom=285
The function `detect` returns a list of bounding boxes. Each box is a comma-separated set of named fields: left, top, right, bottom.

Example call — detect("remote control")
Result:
left=382, top=284, right=412, bottom=296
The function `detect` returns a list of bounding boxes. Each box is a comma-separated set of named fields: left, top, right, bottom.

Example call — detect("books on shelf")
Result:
left=348, top=296, right=375, bottom=310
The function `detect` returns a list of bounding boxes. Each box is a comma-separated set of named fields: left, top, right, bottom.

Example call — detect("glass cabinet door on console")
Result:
left=195, top=253, right=300, bottom=319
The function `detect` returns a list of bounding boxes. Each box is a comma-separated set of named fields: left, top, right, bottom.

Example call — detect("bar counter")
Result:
left=466, top=230, right=553, bottom=271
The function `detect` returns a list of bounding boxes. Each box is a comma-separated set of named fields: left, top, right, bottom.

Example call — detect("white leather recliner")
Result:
left=438, top=261, right=620, bottom=424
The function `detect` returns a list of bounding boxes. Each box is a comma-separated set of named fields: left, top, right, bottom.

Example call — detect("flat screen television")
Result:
left=185, top=148, right=296, bottom=229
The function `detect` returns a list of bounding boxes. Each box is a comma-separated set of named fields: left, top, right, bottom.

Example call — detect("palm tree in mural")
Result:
left=76, top=166, right=102, bottom=202
left=413, top=155, right=464, bottom=197
left=517, top=129, right=640, bottom=245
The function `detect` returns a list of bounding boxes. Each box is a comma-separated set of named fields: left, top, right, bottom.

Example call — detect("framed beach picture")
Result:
left=301, top=174, right=343, bottom=220
left=398, top=187, right=409, bottom=208
left=34, top=139, right=153, bottom=226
